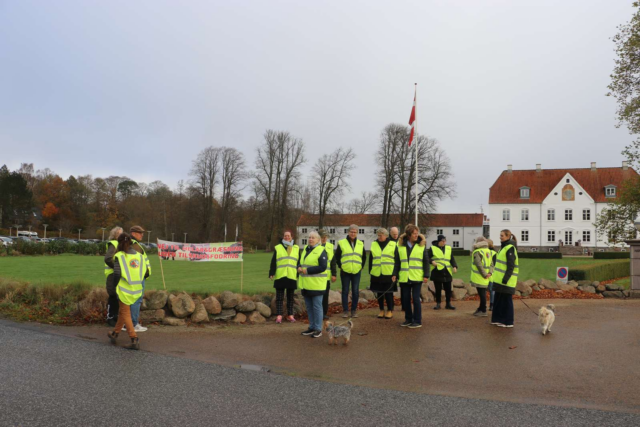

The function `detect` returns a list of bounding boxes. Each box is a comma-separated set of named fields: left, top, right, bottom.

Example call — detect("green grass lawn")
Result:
left=0, top=253, right=617, bottom=295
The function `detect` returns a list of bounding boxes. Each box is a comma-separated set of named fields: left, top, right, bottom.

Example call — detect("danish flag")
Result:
left=408, top=89, right=416, bottom=146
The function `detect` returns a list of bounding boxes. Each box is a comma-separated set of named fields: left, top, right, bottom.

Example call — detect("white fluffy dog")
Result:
left=538, top=304, right=556, bottom=335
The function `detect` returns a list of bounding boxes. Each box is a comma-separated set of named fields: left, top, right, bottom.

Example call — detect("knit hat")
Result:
left=437, top=234, right=446, bottom=242
left=475, top=236, right=487, bottom=244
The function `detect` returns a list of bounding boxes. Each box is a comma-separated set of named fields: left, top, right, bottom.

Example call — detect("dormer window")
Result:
left=520, top=187, right=530, bottom=199
left=605, top=185, right=617, bottom=198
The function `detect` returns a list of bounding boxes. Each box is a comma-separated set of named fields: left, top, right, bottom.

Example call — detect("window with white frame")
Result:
left=605, top=186, right=616, bottom=197
left=330, top=239, right=336, bottom=245
left=582, top=231, right=591, bottom=242
left=502, top=209, right=510, bottom=221
left=329, top=228, right=335, bottom=234
left=436, top=229, right=443, bottom=235
left=343, top=228, right=348, bottom=234
left=547, top=209, right=555, bottom=221
left=358, top=229, right=364, bottom=234
left=582, top=209, right=591, bottom=221
left=302, top=228, right=307, bottom=234
left=547, top=230, right=555, bottom=242
left=520, top=187, right=530, bottom=199
left=452, top=241, right=460, bottom=248
left=302, top=239, right=308, bottom=245
left=565, top=209, right=573, bottom=220
left=521, top=209, right=529, bottom=221
left=521, top=230, right=529, bottom=242
left=453, top=229, right=460, bottom=235
left=373, top=229, right=377, bottom=234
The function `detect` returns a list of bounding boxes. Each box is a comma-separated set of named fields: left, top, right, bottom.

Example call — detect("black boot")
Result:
left=445, top=304, right=456, bottom=310
left=107, top=331, right=118, bottom=345
left=433, top=303, right=441, bottom=310
left=126, top=337, right=140, bottom=350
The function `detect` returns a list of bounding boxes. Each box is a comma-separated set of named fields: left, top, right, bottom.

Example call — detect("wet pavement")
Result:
left=20, top=298, right=640, bottom=415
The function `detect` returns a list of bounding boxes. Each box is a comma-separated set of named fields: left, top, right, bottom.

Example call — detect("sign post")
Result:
left=556, top=267, right=569, bottom=284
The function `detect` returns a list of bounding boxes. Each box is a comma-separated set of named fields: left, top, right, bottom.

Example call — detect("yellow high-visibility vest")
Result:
left=370, top=240, right=397, bottom=277
left=398, top=244, right=425, bottom=282
left=324, top=242, right=334, bottom=280
left=470, top=247, right=492, bottom=287
left=298, top=245, right=327, bottom=291
left=492, top=244, right=519, bottom=288
left=104, top=240, right=118, bottom=277
left=115, top=251, right=146, bottom=305
left=274, top=243, right=299, bottom=281
left=430, top=245, right=453, bottom=276
left=338, top=238, right=364, bottom=274
left=132, top=239, right=152, bottom=277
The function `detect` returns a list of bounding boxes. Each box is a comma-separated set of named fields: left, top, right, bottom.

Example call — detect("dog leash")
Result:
left=518, top=298, right=539, bottom=316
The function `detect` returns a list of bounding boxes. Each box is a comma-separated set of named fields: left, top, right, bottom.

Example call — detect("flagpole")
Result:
left=414, top=83, right=418, bottom=227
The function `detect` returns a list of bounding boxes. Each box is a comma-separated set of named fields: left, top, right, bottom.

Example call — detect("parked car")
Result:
left=0, top=236, right=14, bottom=247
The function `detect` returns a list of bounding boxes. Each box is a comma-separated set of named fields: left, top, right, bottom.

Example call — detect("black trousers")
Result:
left=322, top=281, right=330, bottom=316
left=106, top=274, right=119, bottom=321
left=275, top=288, right=295, bottom=316
left=434, top=281, right=452, bottom=304
left=377, top=292, right=394, bottom=310
left=477, top=287, right=488, bottom=312
left=491, top=292, right=514, bottom=325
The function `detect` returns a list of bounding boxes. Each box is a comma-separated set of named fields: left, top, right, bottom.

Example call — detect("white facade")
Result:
left=489, top=172, right=630, bottom=251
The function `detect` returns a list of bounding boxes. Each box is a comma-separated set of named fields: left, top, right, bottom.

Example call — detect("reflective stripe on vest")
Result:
left=132, top=239, right=152, bottom=277
left=115, top=252, right=145, bottom=305
left=398, top=246, right=409, bottom=283
left=274, top=244, right=299, bottom=281
left=299, top=245, right=327, bottom=291
left=338, top=239, right=364, bottom=274
left=470, top=248, right=492, bottom=287
left=430, top=245, right=452, bottom=276
left=104, top=240, right=118, bottom=277
left=491, top=244, right=519, bottom=288
left=398, top=245, right=425, bottom=282
left=370, top=240, right=397, bottom=277
left=324, top=242, right=334, bottom=280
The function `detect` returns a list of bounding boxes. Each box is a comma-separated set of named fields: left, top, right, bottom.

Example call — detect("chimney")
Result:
left=591, top=162, right=596, bottom=171
left=536, top=163, right=541, bottom=172
left=507, top=164, right=512, bottom=173
left=623, top=161, right=629, bottom=171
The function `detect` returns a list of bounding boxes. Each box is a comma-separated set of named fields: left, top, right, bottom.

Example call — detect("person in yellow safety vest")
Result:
left=427, top=234, right=458, bottom=311
left=335, top=224, right=367, bottom=318
left=389, top=227, right=400, bottom=243
left=486, top=238, right=498, bottom=311
left=491, top=229, right=519, bottom=328
left=128, top=225, right=151, bottom=332
left=397, top=224, right=431, bottom=328
left=368, top=228, right=399, bottom=319
left=107, top=232, right=150, bottom=350
left=103, top=226, right=123, bottom=327
left=297, top=231, right=328, bottom=338
left=470, top=236, right=493, bottom=317
left=319, top=229, right=337, bottom=320
left=269, top=230, right=300, bottom=324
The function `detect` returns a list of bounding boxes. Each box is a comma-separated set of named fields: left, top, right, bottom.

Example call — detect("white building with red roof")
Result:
left=296, top=213, right=487, bottom=251
left=488, top=162, right=638, bottom=252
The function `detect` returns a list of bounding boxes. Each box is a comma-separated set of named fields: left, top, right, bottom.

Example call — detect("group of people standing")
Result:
left=104, top=225, right=152, bottom=350
left=268, top=224, right=520, bottom=336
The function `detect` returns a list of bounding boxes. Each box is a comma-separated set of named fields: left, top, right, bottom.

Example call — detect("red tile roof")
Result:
left=489, top=167, right=638, bottom=204
left=296, top=213, right=484, bottom=228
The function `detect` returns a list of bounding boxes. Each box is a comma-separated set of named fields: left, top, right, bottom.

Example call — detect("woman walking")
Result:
left=491, top=230, right=519, bottom=328
left=107, top=232, right=150, bottom=350
left=269, top=230, right=299, bottom=324
left=470, top=236, right=492, bottom=317
left=369, top=228, right=399, bottom=319
left=298, top=231, right=328, bottom=338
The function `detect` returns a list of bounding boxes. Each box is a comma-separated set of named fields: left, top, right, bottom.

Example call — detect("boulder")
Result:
left=232, top=312, right=247, bottom=323
left=539, top=278, right=557, bottom=290
left=359, top=290, right=375, bottom=301
left=623, top=290, right=631, bottom=298
left=596, top=284, right=606, bottom=293
left=359, top=298, right=369, bottom=306
left=577, top=285, right=596, bottom=294
left=515, top=291, right=522, bottom=297
left=566, top=280, right=579, bottom=288
left=557, top=283, right=574, bottom=292
left=427, top=281, right=436, bottom=294
left=578, top=280, right=593, bottom=286
left=146, top=290, right=169, bottom=310
left=219, top=291, right=240, bottom=309
left=602, top=291, right=625, bottom=299
left=452, top=288, right=467, bottom=301
left=141, top=299, right=148, bottom=311
left=167, top=292, right=196, bottom=318
left=191, top=303, right=210, bottom=323
left=627, top=290, right=640, bottom=299
left=452, top=279, right=465, bottom=289
left=605, top=283, right=622, bottom=291
left=162, top=316, right=186, bottom=326
left=592, top=281, right=600, bottom=288
left=77, top=288, right=109, bottom=318
left=252, top=294, right=273, bottom=306
left=139, top=309, right=166, bottom=323
left=466, top=286, right=478, bottom=297
left=213, top=309, right=237, bottom=321
left=420, top=288, right=434, bottom=303
left=236, top=300, right=256, bottom=313
left=328, top=290, right=341, bottom=305
left=532, top=285, right=541, bottom=292
left=246, top=311, right=266, bottom=324
left=255, top=302, right=271, bottom=318
left=203, top=296, right=222, bottom=315
left=523, top=279, right=537, bottom=288
left=270, top=293, right=306, bottom=317
left=516, top=281, right=533, bottom=296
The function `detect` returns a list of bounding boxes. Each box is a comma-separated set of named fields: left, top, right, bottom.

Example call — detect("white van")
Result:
left=17, top=231, right=38, bottom=238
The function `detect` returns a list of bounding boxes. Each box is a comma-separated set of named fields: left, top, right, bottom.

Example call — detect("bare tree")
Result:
left=312, top=147, right=356, bottom=229
left=220, top=147, right=247, bottom=239
left=375, top=124, right=406, bottom=227
left=190, top=146, right=222, bottom=241
left=253, top=130, right=306, bottom=249
left=348, top=191, right=379, bottom=214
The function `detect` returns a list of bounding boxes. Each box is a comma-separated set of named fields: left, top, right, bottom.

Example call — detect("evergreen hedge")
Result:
left=568, top=260, right=629, bottom=281
left=592, top=251, right=630, bottom=259
left=519, top=252, right=563, bottom=259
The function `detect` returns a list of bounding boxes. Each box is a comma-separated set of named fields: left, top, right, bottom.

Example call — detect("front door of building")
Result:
left=565, top=231, right=573, bottom=245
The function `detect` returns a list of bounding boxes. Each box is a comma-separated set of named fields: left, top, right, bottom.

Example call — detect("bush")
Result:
left=452, top=250, right=470, bottom=256
left=519, top=252, right=563, bottom=259
left=568, top=260, right=630, bottom=281
left=593, top=251, right=630, bottom=259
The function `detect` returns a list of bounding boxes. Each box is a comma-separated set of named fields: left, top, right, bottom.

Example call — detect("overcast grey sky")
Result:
left=0, top=0, right=634, bottom=214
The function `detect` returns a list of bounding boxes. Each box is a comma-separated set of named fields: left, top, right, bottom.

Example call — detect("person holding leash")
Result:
left=369, top=228, right=399, bottom=319
left=335, top=224, right=366, bottom=318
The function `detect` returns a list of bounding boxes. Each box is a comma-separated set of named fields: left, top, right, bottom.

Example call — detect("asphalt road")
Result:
left=1, top=320, right=639, bottom=427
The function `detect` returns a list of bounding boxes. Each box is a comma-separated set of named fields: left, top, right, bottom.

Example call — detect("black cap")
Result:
left=437, top=234, right=446, bottom=242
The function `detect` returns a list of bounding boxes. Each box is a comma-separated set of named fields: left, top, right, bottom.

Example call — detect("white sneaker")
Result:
left=134, top=324, right=148, bottom=332
left=121, top=325, right=126, bottom=331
